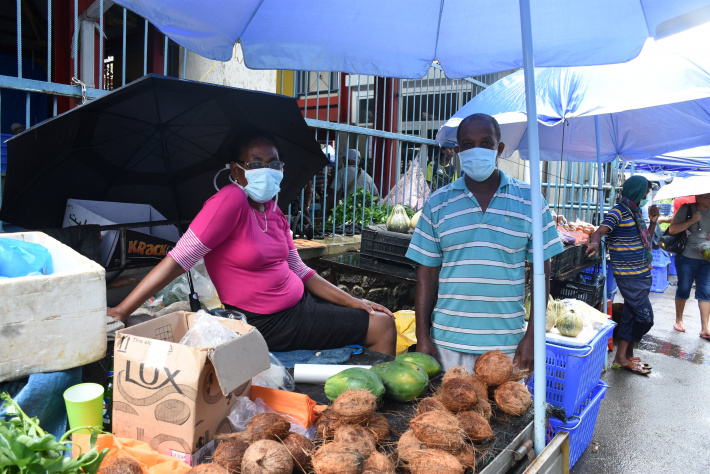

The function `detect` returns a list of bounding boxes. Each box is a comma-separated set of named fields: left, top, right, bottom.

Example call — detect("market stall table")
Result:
left=293, top=349, right=535, bottom=473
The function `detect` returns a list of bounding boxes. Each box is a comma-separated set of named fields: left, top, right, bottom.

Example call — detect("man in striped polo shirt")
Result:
left=406, top=114, right=563, bottom=371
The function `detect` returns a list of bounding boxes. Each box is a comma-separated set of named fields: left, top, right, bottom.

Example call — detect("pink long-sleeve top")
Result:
left=167, top=184, right=316, bottom=314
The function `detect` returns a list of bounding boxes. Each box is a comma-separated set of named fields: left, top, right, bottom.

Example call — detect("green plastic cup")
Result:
left=63, top=383, right=104, bottom=433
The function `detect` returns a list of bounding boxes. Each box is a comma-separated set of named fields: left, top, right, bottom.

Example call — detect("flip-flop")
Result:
left=673, top=323, right=686, bottom=332
left=700, top=334, right=710, bottom=340
left=622, top=361, right=651, bottom=375
left=628, top=357, right=652, bottom=370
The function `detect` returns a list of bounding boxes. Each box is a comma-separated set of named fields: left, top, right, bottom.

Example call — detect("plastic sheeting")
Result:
left=111, top=0, right=710, bottom=79
left=624, top=146, right=710, bottom=172
left=436, top=39, right=710, bottom=162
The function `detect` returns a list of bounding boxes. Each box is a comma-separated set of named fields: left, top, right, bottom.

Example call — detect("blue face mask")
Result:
left=458, top=147, right=497, bottom=181
left=639, top=198, right=649, bottom=207
left=232, top=166, right=283, bottom=203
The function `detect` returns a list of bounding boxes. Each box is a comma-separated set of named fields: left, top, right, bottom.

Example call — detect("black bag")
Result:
left=658, top=204, right=693, bottom=254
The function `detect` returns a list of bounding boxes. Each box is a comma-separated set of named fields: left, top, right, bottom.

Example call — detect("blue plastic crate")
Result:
left=669, top=254, right=677, bottom=276
left=605, top=260, right=617, bottom=298
left=650, top=263, right=669, bottom=293
left=652, top=249, right=671, bottom=267
left=658, top=203, right=673, bottom=216
left=528, top=323, right=615, bottom=418
left=547, top=381, right=609, bottom=469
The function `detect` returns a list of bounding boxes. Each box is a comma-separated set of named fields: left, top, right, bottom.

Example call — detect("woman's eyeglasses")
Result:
left=239, top=160, right=285, bottom=171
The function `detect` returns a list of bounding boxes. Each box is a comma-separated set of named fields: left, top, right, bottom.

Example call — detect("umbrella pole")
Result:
left=519, top=0, right=547, bottom=456
left=595, top=117, right=609, bottom=372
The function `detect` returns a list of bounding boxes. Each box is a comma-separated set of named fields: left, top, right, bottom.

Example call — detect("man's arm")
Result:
left=414, top=264, right=440, bottom=359
left=586, top=226, right=610, bottom=256
left=514, top=260, right=551, bottom=371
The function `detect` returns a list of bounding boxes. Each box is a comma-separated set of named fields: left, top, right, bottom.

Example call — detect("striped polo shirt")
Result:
left=405, top=172, right=563, bottom=354
left=601, top=205, right=650, bottom=278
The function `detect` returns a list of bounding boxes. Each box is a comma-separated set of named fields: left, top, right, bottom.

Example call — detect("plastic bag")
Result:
left=693, top=241, right=710, bottom=261
left=252, top=353, right=296, bottom=391
left=0, top=238, right=54, bottom=279
left=384, top=157, right=430, bottom=211
left=179, top=310, right=239, bottom=347
left=227, top=396, right=315, bottom=439
left=394, top=310, right=417, bottom=355
left=145, top=259, right=221, bottom=310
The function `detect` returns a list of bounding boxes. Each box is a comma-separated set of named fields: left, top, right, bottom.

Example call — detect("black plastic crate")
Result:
left=551, top=245, right=576, bottom=276
left=551, top=274, right=606, bottom=309
left=573, top=243, right=601, bottom=267
left=360, top=224, right=415, bottom=267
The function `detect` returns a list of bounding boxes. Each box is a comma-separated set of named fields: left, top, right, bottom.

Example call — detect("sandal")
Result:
left=627, top=357, right=652, bottom=370
left=673, top=323, right=686, bottom=332
left=622, top=361, right=651, bottom=375
left=700, top=333, right=710, bottom=340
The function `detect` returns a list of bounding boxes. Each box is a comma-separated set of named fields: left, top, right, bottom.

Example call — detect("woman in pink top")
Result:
left=108, top=135, right=396, bottom=355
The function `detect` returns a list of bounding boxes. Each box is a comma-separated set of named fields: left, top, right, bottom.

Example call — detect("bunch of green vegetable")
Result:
left=0, top=393, right=108, bottom=473
left=326, top=188, right=414, bottom=230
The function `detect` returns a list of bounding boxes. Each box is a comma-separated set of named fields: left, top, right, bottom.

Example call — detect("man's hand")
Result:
left=513, top=334, right=534, bottom=371
left=690, top=210, right=703, bottom=225
left=585, top=242, right=599, bottom=257
left=107, top=306, right=129, bottom=322
left=415, top=333, right=438, bottom=360
left=648, top=205, right=660, bottom=223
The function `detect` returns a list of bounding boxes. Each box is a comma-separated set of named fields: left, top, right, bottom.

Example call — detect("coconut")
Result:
left=416, top=397, right=448, bottom=415
left=281, top=433, right=314, bottom=473
left=186, top=464, right=230, bottom=474
left=363, top=413, right=390, bottom=443
left=408, top=450, right=464, bottom=474
left=99, top=457, right=143, bottom=474
left=334, top=425, right=377, bottom=458
left=494, top=382, right=532, bottom=416
left=213, top=435, right=250, bottom=473
left=241, top=440, right=293, bottom=474
left=315, top=409, right=343, bottom=439
left=409, top=411, right=465, bottom=452
left=311, top=442, right=364, bottom=474
left=467, top=373, right=489, bottom=401
left=441, top=366, right=468, bottom=383
left=474, top=397, right=493, bottom=421
left=332, top=389, right=377, bottom=425
left=456, top=411, right=493, bottom=442
left=362, top=451, right=395, bottom=473
left=452, top=444, right=476, bottom=470
left=396, top=429, right=427, bottom=464
left=438, top=377, right=478, bottom=412
left=474, top=350, right=514, bottom=386
left=245, top=413, right=291, bottom=442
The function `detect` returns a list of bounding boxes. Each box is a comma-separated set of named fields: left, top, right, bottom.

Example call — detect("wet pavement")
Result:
left=572, top=275, right=710, bottom=473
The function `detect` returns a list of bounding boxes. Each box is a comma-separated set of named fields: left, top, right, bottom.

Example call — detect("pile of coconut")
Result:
left=396, top=350, right=532, bottom=473
left=186, top=412, right=314, bottom=474
left=313, top=388, right=396, bottom=473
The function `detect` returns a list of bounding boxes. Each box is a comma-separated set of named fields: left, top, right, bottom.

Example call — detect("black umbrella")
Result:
left=0, top=74, right=328, bottom=230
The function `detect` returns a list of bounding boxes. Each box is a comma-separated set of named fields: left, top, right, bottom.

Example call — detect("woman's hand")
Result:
left=648, top=205, right=660, bottom=223
left=690, top=211, right=703, bottom=225
left=350, top=298, right=395, bottom=318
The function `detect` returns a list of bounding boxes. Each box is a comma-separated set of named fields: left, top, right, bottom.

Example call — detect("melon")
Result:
left=371, top=360, right=429, bottom=402
left=556, top=310, right=584, bottom=337
left=324, top=367, right=386, bottom=401
left=396, top=353, right=441, bottom=377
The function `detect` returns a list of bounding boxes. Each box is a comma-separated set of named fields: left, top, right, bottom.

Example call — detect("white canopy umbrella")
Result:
left=654, top=174, right=710, bottom=201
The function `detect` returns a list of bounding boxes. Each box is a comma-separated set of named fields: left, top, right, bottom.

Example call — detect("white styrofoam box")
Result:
left=0, top=232, right=107, bottom=382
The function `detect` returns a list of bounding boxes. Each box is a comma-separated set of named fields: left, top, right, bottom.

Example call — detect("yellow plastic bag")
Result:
left=394, top=310, right=417, bottom=355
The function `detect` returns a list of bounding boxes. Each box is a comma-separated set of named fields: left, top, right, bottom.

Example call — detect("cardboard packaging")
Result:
left=0, top=232, right=106, bottom=383
left=112, top=312, right=270, bottom=465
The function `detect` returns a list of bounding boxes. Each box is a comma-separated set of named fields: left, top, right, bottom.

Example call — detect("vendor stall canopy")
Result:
left=111, top=0, right=710, bottom=79
left=435, top=38, right=710, bottom=162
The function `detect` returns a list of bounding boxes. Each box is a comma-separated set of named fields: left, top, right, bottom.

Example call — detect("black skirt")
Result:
left=225, top=291, right=370, bottom=352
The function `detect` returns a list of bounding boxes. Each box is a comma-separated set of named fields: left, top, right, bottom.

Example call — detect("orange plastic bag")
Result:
left=249, top=385, right=319, bottom=428
left=72, top=433, right=191, bottom=473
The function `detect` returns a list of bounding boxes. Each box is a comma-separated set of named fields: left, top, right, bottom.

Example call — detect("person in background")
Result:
left=668, top=193, right=710, bottom=337
left=107, top=134, right=396, bottom=355
left=674, top=195, right=696, bottom=214
left=331, top=149, right=379, bottom=201
left=406, top=113, right=563, bottom=372
left=426, top=147, right=457, bottom=191
left=587, top=176, right=659, bottom=375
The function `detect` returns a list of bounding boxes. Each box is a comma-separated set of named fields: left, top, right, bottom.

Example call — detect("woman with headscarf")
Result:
left=586, top=176, right=660, bottom=375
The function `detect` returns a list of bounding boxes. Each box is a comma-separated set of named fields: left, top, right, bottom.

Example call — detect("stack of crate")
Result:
left=650, top=249, right=671, bottom=293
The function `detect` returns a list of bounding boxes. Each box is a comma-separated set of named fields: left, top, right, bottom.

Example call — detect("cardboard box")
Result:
left=112, top=312, right=270, bottom=465
left=63, top=199, right=179, bottom=268
left=0, top=232, right=107, bottom=382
